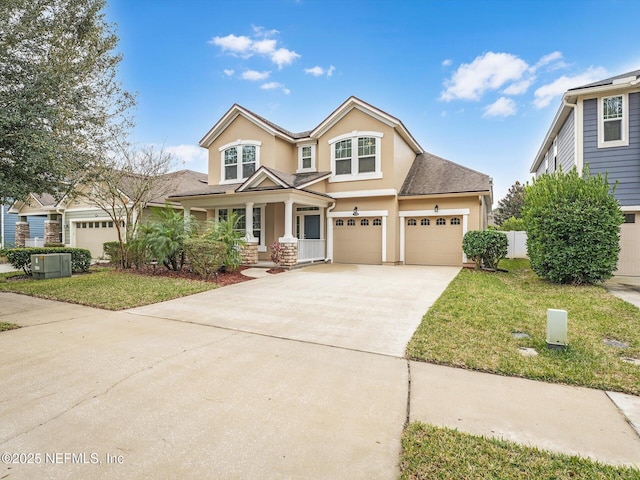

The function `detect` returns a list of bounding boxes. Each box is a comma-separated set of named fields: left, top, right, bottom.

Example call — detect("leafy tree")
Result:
left=499, top=216, right=526, bottom=231
left=462, top=230, right=508, bottom=270
left=203, top=211, right=247, bottom=271
left=494, top=181, right=525, bottom=226
left=522, top=167, right=623, bottom=285
left=139, top=205, right=196, bottom=271
left=0, top=0, right=134, bottom=204
left=80, top=144, right=175, bottom=268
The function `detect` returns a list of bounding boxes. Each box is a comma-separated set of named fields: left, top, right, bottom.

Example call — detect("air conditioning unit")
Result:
left=31, top=253, right=72, bottom=280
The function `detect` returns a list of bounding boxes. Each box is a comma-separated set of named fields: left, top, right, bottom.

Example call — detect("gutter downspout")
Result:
left=324, top=200, right=336, bottom=262
left=563, top=99, right=579, bottom=175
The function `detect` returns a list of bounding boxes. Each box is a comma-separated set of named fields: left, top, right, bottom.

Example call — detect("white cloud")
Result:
left=209, top=34, right=252, bottom=54
left=442, top=59, right=452, bottom=67
left=483, top=97, right=517, bottom=117
left=165, top=144, right=208, bottom=167
left=241, top=70, right=270, bottom=81
left=533, top=66, right=607, bottom=108
left=502, top=77, right=534, bottom=95
left=271, top=47, right=300, bottom=69
left=305, top=66, right=324, bottom=76
left=251, top=38, right=277, bottom=54
left=223, top=69, right=234, bottom=76
left=210, top=28, right=300, bottom=68
left=441, top=52, right=529, bottom=101
left=534, top=51, right=563, bottom=70
left=304, top=65, right=335, bottom=77
left=261, top=82, right=290, bottom=94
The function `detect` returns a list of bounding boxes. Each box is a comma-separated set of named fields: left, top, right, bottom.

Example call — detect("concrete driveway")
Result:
left=0, top=264, right=458, bottom=480
left=128, top=263, right=460, bottom=357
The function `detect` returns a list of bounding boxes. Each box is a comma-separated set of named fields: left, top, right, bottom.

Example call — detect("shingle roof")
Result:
left=400, top=152, right=491, bottom=196
left=241, top=107, right=312, bottom=140
left=32, top=192, right=57, bottom=207
left=117, top=169, right=208, bottom=203
left=570, top=69, right=640, bottom=90
left=168, top=182, right=242, bottom=198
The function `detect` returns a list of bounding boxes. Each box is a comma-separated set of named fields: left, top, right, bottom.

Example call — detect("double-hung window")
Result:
left=297, top=144, right=316, bottom=172
left=219, top=141, right=261, bottom=183
left=329, top=131, right=383, bottom=182
left=598, top=94, right=628, bottom=148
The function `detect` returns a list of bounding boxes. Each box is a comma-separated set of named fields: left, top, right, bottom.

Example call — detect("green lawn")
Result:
left=0, top=268, right=218, bottom=310
left=401, top=423, right=639, bottom=479
left=406, top=259, right=640, bottom=395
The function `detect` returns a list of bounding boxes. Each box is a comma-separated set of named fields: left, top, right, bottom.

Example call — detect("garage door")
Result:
left=405, top=216, right=462, bottom=266
left=617, top=213, right=640, bottom=276
left=75, top=220, right=119, bottom=258
left=333, top=217, right=382, bottom=265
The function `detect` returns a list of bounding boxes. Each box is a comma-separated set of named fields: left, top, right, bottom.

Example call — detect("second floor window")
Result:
left=602, top=96, right=623, bottom=142
left=220, top=141, right=260, bottom=183
left=329, top=131, right=383, bottom=182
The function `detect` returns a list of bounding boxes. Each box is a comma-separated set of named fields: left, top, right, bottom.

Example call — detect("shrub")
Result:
left=202, top=211, right=246, bottom=271
left=499, top=216, right=525, bottom=231
left=522, top=167, right=624, bottom=285
left=184, top=238, right=226, bottom=280
left=44, top=242, right=64, bottom=247
left=270, top=241, right=284, bottom=265
left=462, top=230, right=508, bottom=270
left=6, top=247, right=91, bottom=274
left=103, top=241, right=121, bottom=264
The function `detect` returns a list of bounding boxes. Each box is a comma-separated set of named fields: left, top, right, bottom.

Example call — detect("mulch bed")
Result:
left=121, top=265, right=254, bottom=286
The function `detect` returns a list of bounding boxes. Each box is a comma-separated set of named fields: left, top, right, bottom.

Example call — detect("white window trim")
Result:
left=219, top=140, right=262, bottom=185
left=216, top=205, right=266, bottom=251
left=297, top=144, right=316, bottom=173
left=597, top=93, right=629, bottom=149
left=328, top=131, right=383, bottom=183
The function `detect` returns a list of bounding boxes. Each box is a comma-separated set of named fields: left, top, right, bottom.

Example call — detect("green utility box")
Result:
left=31, top=253, right=72, bottom=280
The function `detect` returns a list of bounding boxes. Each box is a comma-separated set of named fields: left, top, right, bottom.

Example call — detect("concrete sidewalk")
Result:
left=605, top=276, right=640, bottom=309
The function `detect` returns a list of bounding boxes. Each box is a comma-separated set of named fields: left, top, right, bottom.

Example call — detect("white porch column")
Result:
left=245, top=201, right=255, bottom=241
left=280, top=199, right=296, bottom=241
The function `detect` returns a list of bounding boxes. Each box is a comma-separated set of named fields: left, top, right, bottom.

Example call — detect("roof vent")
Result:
left=612, top=75, right=638, bottom=85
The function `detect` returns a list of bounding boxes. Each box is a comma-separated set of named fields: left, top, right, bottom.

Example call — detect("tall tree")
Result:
left=494, top=181, right=525, bottom=226
left=0, top=0, right=134, bottom=204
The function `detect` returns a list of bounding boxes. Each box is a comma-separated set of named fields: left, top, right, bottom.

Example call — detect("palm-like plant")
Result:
left=138, top=205, right=196, bottom=271
left=204, top=211, right=247, bottom=271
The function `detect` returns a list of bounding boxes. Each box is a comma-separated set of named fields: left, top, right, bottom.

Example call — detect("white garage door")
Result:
left=75, top=220, right=119, bottom=258
left=333, top=217, right=382, bottom=265
left=405, top=216, right=463, bottom=266
left=617, top=212, right=640, bottom=276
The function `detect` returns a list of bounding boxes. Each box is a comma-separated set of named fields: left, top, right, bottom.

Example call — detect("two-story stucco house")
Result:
left=170, top=97, right=492, bottom=267
left=530, top=69, right=640, bottom=276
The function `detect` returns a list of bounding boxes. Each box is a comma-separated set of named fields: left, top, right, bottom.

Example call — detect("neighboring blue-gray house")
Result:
left=530, top=69, right=640, bottom=276
left=1, top=204, right=45, bottom=249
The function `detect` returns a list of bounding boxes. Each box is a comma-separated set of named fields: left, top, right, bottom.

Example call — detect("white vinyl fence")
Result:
left=504, top=231, right=528, bottom=258
left=25, top=237, right=45, bottom=247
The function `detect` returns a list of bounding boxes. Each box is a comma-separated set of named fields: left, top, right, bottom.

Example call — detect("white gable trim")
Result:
left=296, top=173, right=332, bottom=190
left=330, top=189, right=397, bottom=199
left=236, top=167, right=289, bottom=192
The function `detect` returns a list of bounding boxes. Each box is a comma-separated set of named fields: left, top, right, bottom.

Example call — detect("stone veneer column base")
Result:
left=15, top=222, right=30, bottom=247
left=45, top=220, right=60, bottom=245
left=278, top=240, right=298, bottom=268
left=240, top=241, right=259, bottom=265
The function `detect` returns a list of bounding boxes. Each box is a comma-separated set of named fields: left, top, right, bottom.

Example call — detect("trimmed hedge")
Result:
left=462, top=230, right=508, bottom=270
left=184, top=238, right=226, bottom=280
left=6, top=247, right=91, bottom=274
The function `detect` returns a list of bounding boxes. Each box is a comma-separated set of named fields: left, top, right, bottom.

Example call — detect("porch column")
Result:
left=241, top=201, right=258, bottom=265
left=15, top=216, right=29, bottom=247
left=281, top=199, right=295, bottom=241
left=278, top=198, right=297, bottom=267
left=244, top=202, right=255, bottom=241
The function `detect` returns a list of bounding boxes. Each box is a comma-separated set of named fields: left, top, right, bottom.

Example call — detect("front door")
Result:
left=303, top=215, right=320, bottom=239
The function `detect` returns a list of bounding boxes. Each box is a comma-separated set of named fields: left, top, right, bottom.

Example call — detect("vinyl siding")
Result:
left=557, top=109, right=575, bottom=172
left=583, top=93, right=640, bottom=206
left=1, top=205, right=45, bottom=248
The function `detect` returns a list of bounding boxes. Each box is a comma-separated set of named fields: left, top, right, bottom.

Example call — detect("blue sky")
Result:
left=105, top=0, right=640, bottom=205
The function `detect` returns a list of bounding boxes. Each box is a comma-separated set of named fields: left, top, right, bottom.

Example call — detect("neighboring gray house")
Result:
left=530, top=69, right=640, bottom=276
left=1, top=204, right=45, bottom=249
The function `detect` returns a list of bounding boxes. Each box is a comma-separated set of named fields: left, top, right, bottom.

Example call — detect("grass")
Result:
left=401, top=422, right=640, bottom=479
left=0, top=322, right=20, bottom=332
left=406, top=259, right=640, bottom=395
left=0, top=268, right=217, bottom=310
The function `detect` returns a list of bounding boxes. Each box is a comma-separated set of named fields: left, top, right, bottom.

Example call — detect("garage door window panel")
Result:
left=451, top=218, right=461, bottom=225
left=436, top=218, right=446, bottom=225
left=407, top=218, right=417, bottom=226
left=421, top=218, right=430, bottom=226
